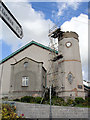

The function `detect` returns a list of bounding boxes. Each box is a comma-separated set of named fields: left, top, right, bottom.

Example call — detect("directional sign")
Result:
left=0, top=1, right=23, bottom=39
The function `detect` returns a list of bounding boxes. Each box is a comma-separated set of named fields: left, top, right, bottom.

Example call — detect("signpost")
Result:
left=0, top=0, right=23, bottom=39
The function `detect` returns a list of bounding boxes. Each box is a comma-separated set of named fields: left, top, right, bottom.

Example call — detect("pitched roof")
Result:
left=84, top=85, right=90, bottom=89
left=0, top=40, right=58, bottom=64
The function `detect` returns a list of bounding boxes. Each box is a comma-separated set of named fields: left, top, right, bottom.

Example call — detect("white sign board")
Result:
left=0, top=1, right=23, bottom=39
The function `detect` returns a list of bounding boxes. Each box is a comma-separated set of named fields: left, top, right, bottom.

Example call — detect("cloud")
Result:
left=0, top=2, right=54, bottom=51
left=0, top=1, right=88, bottom=81
left=61, top=13, right=88, bottom=80
left=56, top=0, right=83, bottom=17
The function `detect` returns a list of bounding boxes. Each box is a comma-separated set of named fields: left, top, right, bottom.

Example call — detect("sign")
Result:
left=0, top=1, right=23, bottom=39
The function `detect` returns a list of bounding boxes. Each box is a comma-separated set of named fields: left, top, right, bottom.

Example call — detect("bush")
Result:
left=1, top=104, right=23, bottom=119
left=13, top=95, right=89, bottom=107
left=42, top=99, right=50, bottom=105
left=85, top=97, right=90, bottom=106
left=35, top=97, right=42, bottom=103
left=52, top=97, right=65, bottom=106
left=20, top=96, right=35, bottom=103
left=75, top=97, right=85, bottom=104
left=13, top=98, right=20, bottom=102
left=66, top=98, right=75, bottom=106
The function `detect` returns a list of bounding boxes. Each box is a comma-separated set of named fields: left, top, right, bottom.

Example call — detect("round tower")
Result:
left=57, top=31, right=85, bottom=99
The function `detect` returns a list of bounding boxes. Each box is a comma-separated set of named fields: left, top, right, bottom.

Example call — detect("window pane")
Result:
left=22, top=77, right=29, bottom=86
left=24, top=62, right=28, bottom=68
left=22, top=78, right=25, bottom=86
left=78, top=85, right=82, bottom=89
left=26, top=79, right=28, bottom=86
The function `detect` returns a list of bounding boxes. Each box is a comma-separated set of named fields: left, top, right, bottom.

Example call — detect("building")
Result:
left=0, top=41, right=55, bottom=99
left=9, top=57, right=46, bottom=99
left=0, top=31, right=86, bottom=99
left=56, top=31, right=85, bottom=99
left=83, top=80, right=90, bottom=97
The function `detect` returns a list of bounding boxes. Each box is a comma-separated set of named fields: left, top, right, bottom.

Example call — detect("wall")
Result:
left=58, top=32, right=85, bottom=98
left=0, top=44, right=52, bottom=97
left=9, top=57, right=44, bottom=99
left=15, top=102, right=89, bottom=119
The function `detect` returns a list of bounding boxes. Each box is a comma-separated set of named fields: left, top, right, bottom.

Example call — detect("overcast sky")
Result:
left=0, top=0, right=88, bottom=81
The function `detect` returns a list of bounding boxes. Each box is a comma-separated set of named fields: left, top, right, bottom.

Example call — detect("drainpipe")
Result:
left=49, top=85, right=52, bottom=120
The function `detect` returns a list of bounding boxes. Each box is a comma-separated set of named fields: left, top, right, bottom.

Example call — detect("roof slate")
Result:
left=0, top=40, right=58, bottom=64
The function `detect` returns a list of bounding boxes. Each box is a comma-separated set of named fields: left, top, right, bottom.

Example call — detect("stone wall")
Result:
left=15, top=102, right=89, bottom=119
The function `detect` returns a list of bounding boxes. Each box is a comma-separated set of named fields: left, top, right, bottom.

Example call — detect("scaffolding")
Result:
left=48, top=27, right=64, bottom=88
left=41, top=27, right=64, bottom=104
left=40, top=28, right=59, bottom=104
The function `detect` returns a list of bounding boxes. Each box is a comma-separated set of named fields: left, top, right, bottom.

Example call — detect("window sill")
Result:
left=21, top=86, right=28, bottom=87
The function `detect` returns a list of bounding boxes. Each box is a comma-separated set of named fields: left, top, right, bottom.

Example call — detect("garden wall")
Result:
left=15, top=102, right=89, bottom=119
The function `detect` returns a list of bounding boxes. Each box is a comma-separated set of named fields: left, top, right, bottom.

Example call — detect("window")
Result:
left=78, top=85, right=82, bottom=89
left=24, top=62, right=28, bottom=68
left=67, top=72, right=73, bottom=84
left=22, top=76, right=29, bottom=86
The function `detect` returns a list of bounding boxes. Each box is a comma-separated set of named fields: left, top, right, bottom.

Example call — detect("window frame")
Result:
left=78, top=85, right=83, bottom=89
left=22, top=76, right=29, bottom=87
left=67, top=72, right=73, bottom=84
left=24, top=62, right=28, bottom=68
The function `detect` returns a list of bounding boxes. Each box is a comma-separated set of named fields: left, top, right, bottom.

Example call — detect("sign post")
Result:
left=49, top=85, right=52, bottom=120
left=0, top=1, right=23, bottom=39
